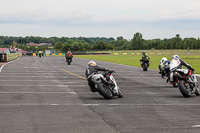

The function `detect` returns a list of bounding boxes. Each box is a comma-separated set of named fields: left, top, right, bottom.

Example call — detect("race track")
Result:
left=0, top=56, right=200, bottom=133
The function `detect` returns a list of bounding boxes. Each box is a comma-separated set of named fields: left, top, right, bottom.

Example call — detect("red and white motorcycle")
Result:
left=170, top=59, right=199, bottom=97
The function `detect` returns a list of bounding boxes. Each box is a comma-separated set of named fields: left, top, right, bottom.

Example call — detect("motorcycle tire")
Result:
left=117, top=89, right=123, bottom=98
left=97, top=83, right=113, bottom=99
left=68, top=59, right=71, bottom=65
left=195, top=88, right=200, bottom=96
left=143, top=63, right=148, bottom=71
left=178, top=80, right=192, bottom=97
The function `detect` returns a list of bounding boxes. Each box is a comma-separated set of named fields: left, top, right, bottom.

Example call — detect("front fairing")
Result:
left=91, top=74, right=105, bottom=84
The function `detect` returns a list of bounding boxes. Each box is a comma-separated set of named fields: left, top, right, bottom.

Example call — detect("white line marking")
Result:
left=0, top=80, right=59, bottom=81
left=123, top=77, right=160, bottom=79
left=0, top=84, right=69, bottom=87
left=0, top=103, right=200, bottom=106
left=192, top=125, right=200, bottom=128
left=50, top=104, right=60, bottom=106
left=0, top=76, right=79, bottom=78
left=0, top=92, right=77, bottom=94
left=0, top=72, right=59, bottom=74
left=62, top=81, right=87, bottom=83
left=0, top=57, right=21, bottom=72
left=195, top=74, right=200, bottom=77
left=0, top=80, right=86, bottom=83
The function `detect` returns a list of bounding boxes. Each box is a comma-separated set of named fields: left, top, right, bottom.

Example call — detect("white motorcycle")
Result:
left=90, top=70, right=123, bottom=99
left=170, top=59, right=199, bottom=97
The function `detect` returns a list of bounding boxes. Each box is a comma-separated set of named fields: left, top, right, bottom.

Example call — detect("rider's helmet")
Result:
left=172, top=55, right=180, bottom=60
left=161, top=57, right=168, bottom=64
left=141, top=50, right=145, bottom=55
left=88, top=61, right=96, bottom=66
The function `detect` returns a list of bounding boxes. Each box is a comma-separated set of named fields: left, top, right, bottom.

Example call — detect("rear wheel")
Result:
left=178, top=80, right=191, bottom=97
left=97, top=83, right=113, bottom=99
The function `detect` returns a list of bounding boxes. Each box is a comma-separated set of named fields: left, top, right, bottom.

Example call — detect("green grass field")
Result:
left=74, top=50, right=200, bottom=74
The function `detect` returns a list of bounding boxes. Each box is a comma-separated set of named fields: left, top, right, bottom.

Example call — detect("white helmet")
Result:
left=172, top=55, right=180, bottom=60
left=161, top=57, right=168, bottom=64
left=88, top=61, right=96, bottom=66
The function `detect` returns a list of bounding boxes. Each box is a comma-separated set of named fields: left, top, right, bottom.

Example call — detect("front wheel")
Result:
left=97, top=83, right=113, bottom=99
left=67, top=59, right=71, bottom=65
left=178, top=80, right=192, bottom=97
left=143, top=63, right=148, bottom=71
left=195, top=87, right=200, bottom=96
left=117, top=89, right=123, bottom=98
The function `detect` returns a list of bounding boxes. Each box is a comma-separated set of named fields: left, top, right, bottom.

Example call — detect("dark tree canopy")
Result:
left=0, top=34, right=199, bottom=52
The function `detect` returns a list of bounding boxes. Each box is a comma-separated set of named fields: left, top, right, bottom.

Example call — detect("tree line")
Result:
left=0, top=33, right=200, bottom=52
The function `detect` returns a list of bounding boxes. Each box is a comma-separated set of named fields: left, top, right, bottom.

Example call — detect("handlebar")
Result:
left=106, top=70, right=115, bottom=73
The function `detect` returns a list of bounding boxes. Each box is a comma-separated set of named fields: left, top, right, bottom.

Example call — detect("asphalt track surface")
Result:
left=0, top=56, right=200, bottom=133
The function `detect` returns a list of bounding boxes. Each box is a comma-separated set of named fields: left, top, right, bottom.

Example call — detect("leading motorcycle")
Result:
left=89, top=70, right=123, bottom=99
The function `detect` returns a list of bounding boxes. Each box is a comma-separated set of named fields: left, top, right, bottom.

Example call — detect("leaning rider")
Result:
left=85, top=61, right=112, bottom=92
left=158, top=57, right=170, bottom=78
left=170, top=55, right=197, bottom=89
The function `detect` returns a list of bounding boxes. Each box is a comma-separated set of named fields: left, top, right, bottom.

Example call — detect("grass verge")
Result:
left=74, top=53, right=200, bottom=74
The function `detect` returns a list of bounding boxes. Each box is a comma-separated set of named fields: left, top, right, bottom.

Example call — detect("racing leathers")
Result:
left=85, top=65, right=109, bottom=92
left=140, top=54, right=150, bottom=67
left=65, top=51, right=73, bottom=62
left=158, top=60, right=170, bottom=78
left=170, top=59, right=197, bottom=88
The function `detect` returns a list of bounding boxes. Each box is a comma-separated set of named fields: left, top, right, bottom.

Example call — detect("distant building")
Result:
left=26, top=42, right=52, bottom=46
left=40, top=43, right=52, bottom=46
left=26, top=42, right=40, bottom=46
left=45, top=50, right=56, bottom=54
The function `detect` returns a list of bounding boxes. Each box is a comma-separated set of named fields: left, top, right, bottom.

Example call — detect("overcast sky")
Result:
left=0, top=0, right=200, bottom=39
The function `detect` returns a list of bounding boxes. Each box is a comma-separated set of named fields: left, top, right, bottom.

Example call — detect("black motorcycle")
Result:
left=140, top=58, right=150, bottom=71
left=66, top=56, right=72, bottom=65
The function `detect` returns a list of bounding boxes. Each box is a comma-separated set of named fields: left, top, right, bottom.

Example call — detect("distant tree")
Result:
left=173, top=34, right=183, bottom=49
left=54, top=42, right=63, bottom=52
left=197, top=38, right=200, bottom=49
left=62, top=43, right=72, bottom=52
left=72, top=42, right=80, bottom=51
left=0, top=39, right=3, bottom=45
left=131, top=32, right=144, bottom=50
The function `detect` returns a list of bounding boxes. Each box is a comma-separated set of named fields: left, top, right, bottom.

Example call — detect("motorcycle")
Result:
left=66, top=56, right=72, bottom=65
left=140, top=58, right=150, bottom=71
left=170, top=60, right=200, bottom=97
left=159, top=61, right=178, bottom=87
left=89, top=70, right=123, bottom=99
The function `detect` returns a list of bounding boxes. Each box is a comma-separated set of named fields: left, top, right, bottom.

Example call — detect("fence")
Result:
left=0, top=53, right=22, bottom=62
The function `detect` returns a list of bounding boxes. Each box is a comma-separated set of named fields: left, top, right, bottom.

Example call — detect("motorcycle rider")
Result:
left=140, top=50, right=150, bottom=66
left=39, top=51, right=42, bottom=58
left=65, top=51, right=73, bottom=62
left=158, top=57, right=170, bottom=78
left=85, top=61, right=115, bottom=93
left=169, top=55, right=198, bottom=89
